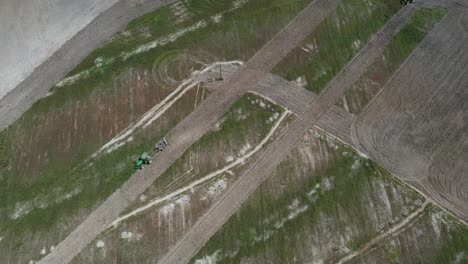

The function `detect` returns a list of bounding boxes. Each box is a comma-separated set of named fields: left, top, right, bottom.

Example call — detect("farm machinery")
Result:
left=135, top=152, right=152, bottom=169
left=401, top=0, right=414, bottom=4
left=134, top=137, right=169, bottom=170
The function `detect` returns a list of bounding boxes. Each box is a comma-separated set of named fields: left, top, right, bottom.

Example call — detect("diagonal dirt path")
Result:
left=158, top=4, right=419, bottom=264
left=38, top=0, right=341, bottom=263
left=336, top=201, right=430, bottom=264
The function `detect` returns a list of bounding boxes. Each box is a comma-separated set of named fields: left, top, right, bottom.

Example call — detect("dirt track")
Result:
left=37, top=0, right=341, bottom=263
left=0, top=0, right=178, bottom=132
left=352, top=5, right=468, bottom=221
left=253, top=74, right=355, bottom=146
left=158, top=5, right=418, bottom=264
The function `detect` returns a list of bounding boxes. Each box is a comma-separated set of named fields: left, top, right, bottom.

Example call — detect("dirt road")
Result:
left=0, top=0, right=178, bottom=131
left=253, top=73, right=355, bottom=146
left=38, top=0, right=341, bottom=263
left=158, top=5, right=418, bottom=264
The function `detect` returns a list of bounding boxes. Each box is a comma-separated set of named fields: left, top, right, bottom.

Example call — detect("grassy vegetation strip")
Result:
left=343, top=7, right=447, bottom=113
left=110, top=108, right=289, bottom=228
left=273, top=0, right=401, bottom=93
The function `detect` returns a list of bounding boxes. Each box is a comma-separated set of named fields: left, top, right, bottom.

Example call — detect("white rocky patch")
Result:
left=206, top=178, right=228, bottom=199
left=175, top=195, right=190, bottom=207
left=455, top=252, right=466, bottom=264
left=11, top=201, right=33, bottom=220
left=40, top=247, right=46, bottom=255
left=323, top=178, right=332, bottom=191
left=307, top=183, right=321, bottom=199
left=224, top=155, right=234, bottom=163
left=211, top=14, right=222, bottom=23
left=160, top=203, right=176, bottom=218
left=234, top=107, right=248, bottom=121
left=352, top=159, right=361, bottom=170
left=353, top=39, right=361, bottom=49
left=238, top=143, right=252, bottom=157
left=121, top=231, right=133, bottom=240
left=267, top=112, right=280, bottom=124
left=287, top=199, right=309, bottom=220
left=213, top=117, right=226, bottom=132
left=275, top=199, right=309, bottom=228
left=295, top=76, right=308, bottom=87
left=123, top=20, right=208, bottom=60
left=431, top=213, right=441, bottom=241
left=140, top=194, right=147, bottom=202
left=96, top=240, right=105, bottom=248
left=194, top=250, right=221, bottom=264
left=120, top=231, right=142, bottom=241
left=379, top=182, right=392, bottom=215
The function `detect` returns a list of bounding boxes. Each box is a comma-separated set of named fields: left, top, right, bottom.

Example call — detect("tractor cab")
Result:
left=135, top=152, right=152, bottom=169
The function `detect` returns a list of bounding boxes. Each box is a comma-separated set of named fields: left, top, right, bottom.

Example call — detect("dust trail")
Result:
left=109, top=109, right=290, bottom=228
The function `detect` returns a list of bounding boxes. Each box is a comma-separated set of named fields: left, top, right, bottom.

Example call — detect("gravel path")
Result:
left=38, top=0, right=341, bottom=263
left=0, top=0, right=178, bottom=131
left=158, top=5, right=418, bottom=264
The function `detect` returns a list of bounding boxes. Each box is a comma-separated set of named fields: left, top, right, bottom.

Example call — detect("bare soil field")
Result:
left=0, top=0, right=179, bottom=131
left=352, top=8, right=468, bottom=221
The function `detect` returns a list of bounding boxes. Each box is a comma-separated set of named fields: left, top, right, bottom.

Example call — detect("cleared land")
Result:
left=37, top=0, right=341, bottom=263
left=352, top=7, right=468, bottom=221
left=0, top=0, right=179, bottom=131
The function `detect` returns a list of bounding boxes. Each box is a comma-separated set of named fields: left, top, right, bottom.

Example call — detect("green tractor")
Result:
left=135, top=152, right=152, bottom=170
left=401, top=0, right=414, bottom=4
